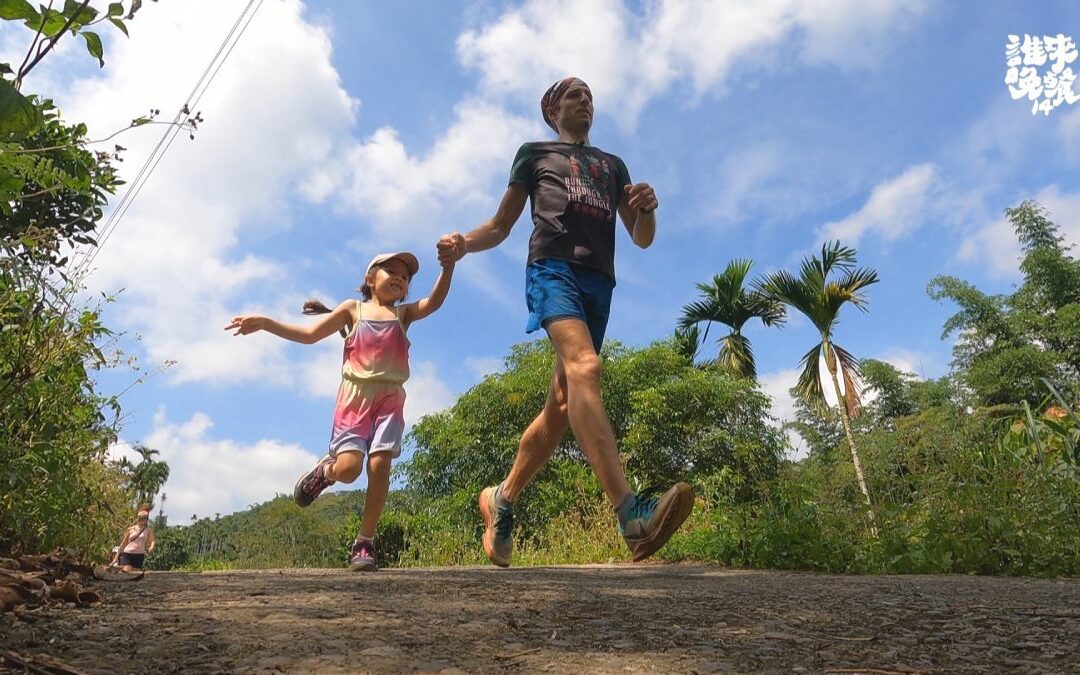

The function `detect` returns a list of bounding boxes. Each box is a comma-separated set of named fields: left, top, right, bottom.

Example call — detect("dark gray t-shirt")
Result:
left=509, top=142, right=632, bottom=280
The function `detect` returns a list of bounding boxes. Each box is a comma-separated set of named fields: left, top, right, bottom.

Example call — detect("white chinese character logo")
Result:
left=1006, top=33, right=1079, bottom=115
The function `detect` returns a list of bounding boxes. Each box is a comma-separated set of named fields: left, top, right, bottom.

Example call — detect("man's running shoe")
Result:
left=479, top=486, right=514, bottom=567
left=621, top=483, right=694, bottom=562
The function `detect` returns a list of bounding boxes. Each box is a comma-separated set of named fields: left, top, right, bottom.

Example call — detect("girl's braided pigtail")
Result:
left=303, top=299, right=348, bottom=338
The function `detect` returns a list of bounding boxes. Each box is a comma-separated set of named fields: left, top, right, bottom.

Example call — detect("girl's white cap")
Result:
left=366, top=252, right=419, bottom=277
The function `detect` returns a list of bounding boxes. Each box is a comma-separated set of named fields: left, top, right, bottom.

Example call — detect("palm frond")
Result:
left=793, top=342, right=828, bottom=413
left=818, top=240, right=857, bottom=277
left=678, top=298, right=726, bottom=329
left=761, top=269, right=832, bottom=331
left=673, top=324, right=702, bottom=363
left=834, top=266, right=881, bottom=312
left=718, top=331, right=756, bottom=379
left=830, top=342, right=864, bottom=419
left=746, top=290, right=786, bottom=327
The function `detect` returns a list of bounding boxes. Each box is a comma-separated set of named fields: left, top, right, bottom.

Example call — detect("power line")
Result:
left=71, top=0, right=264, bottom=279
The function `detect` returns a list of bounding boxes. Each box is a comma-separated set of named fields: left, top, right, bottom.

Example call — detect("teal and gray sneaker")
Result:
left=479, top=486, right=513, bottom=567
left=621, top=483, right=695, bottom=562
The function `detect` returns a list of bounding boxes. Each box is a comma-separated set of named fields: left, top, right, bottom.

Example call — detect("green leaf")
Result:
left=108, top=16, right=128, bottom=36
left=0, top=77, right=43, bottom=141
left=31, top=9, right=69, bottom=38
left=1022, top=400, right=1045, bottom=462
left=108, top=1, right=123, bottom=16
left=62, top=0, right=96, bottom=26
left=0, top=63, right=12, bottom=75
left=0, top=166, right=26, bottom=199
left=0, top=0, right=36, bottom=20
left=81, top=31, right=104, bottom=67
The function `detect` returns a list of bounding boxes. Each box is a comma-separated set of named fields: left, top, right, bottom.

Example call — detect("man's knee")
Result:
left=563, top=352, right=603, bottom=386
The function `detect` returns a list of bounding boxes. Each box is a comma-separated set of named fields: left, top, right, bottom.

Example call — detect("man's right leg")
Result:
left=504, top=361, right=570, bottom=500
left=480, top=362, right=570, bottom=566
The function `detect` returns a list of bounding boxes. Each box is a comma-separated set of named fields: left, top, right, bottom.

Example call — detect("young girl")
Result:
left=226, top=251, right=453, bottom=571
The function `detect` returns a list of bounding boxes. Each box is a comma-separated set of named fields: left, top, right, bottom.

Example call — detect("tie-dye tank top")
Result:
left=342, top=300, right=410, bottom=384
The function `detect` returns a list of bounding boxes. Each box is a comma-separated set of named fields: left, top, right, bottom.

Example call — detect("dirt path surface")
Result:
left=2, top=564, right=1079, bottom=673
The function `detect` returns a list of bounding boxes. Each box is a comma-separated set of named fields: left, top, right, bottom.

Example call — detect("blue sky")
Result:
left=4, top=1, right=1078, bottom=522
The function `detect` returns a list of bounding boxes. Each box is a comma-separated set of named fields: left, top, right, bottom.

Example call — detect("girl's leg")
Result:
left=358, top=453, right=392, bottom=539
left=326, top=451, right=364, bottom=483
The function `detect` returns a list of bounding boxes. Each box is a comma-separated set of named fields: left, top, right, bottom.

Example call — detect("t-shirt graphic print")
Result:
left=510, top=142, right=631, bottom=280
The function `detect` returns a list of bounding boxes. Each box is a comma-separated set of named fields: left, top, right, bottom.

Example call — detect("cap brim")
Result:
left=389, top=252, right=420, bottom=276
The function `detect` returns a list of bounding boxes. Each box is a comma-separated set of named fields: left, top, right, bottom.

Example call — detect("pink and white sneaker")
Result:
left=348, top=539, right=377, bottom=572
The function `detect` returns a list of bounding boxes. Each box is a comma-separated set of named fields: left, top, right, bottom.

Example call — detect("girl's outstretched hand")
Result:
left=225, top=316, right=264, bottom=335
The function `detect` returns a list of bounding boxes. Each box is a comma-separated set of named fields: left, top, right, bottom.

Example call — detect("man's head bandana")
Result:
left=541, top=76, right=589, bottom=132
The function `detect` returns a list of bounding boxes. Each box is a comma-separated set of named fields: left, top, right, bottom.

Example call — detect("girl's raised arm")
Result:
left=226, top=299, right=354, bottom=344
left=403, top=262, right=455, bottom=325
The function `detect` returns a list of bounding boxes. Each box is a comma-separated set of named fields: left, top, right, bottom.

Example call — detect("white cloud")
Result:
left=141, top=409, right=320, bottom=522
left=709, top=142, right=787, bottom=223
left=957, top=184, right=1080, bottom=279
left=304, top=98, right=537, bottom=244
left=759, top=367, right=800, bottom=424
left=874, top=348, right=945, bottom=380
left=817, top=163, right=938, bottom=246
left=760, top=349, right=865, bottom=459
left=793, top=0, right=930, bottom=69
left=758, top=367, right=804, bottom=457
left=457, top=0, right=930, bottom=129
left=404, top=361, right=457, bottom=424
left=458, top=0, right=644, bottom=120
left=58, top=0, right=357, bottom=388
left=300, top=338, right=347, bottom=400
left=464, top=355, right=504, bottom=380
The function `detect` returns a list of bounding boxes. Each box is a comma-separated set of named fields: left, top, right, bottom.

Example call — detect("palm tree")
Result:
left=679, top=259, right=786, bottom=378
left=673, top=324, right=703, bottom=364
left=758, top=241, right=880, bottom=534
left=124, top=445, right=171, bottom=506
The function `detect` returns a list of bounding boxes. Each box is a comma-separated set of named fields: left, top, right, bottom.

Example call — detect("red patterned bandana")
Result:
left=541, top=77, right=589, bottom=132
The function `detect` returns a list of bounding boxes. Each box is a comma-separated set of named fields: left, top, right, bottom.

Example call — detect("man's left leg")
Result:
left=546, top=319, right=694, bottom=562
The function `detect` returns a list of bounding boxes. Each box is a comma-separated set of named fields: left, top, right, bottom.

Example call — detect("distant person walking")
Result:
left=114, top=506, right=156, bottom=572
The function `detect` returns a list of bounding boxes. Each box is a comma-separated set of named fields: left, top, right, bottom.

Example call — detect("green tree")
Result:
left=405, top=339, right=786, bottom=538
left=929, top=201, right=1080, bottom=406
left=858, top=359, right=918, bottom=430
left=786, top=393, right=844, bottom=460
left=119, top=444, right=170, bottom=506
left=0, top=1, right=157, bottom=558
left=759, top=241, right=880, bottom=534
left=678, top=259, right=785, bottom=378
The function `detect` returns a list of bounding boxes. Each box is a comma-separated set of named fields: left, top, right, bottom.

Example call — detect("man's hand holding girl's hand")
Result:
left=437, top=233, right=466, bottom=265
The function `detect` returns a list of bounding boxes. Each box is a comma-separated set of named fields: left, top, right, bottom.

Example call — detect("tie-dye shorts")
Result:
left=329, top=380, right=406, bottom=457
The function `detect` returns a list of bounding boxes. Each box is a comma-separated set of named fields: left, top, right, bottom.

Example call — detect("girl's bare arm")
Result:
left=226, top=300, right=353, bottom=344
left=404, top=263, right=455, bottom=325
